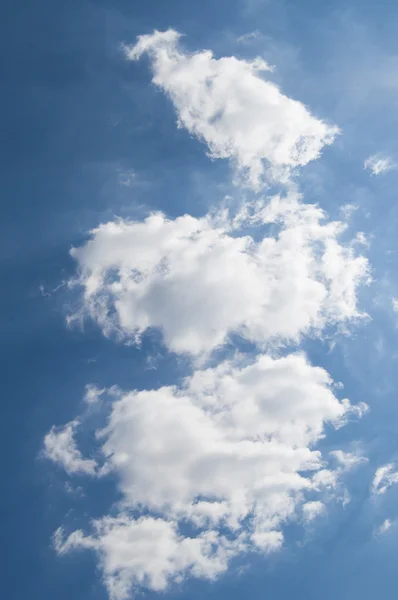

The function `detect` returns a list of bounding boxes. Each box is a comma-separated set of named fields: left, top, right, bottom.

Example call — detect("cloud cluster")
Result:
left=125, top=30, right=338, bottom=188
left=46, top=352, right=367, bottom=599
left=44, top=30, right=371, bottom=600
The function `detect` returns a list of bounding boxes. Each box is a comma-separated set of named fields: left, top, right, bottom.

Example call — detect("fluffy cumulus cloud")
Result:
left=125, top=30, right=339, bottom=188
left=45, top=352, right=367, bottom=599
left=371, top=463, right=398, bottom=495
left=69, top=194, right=368, bottom=356
left=364, top=153, right=395, bottom=176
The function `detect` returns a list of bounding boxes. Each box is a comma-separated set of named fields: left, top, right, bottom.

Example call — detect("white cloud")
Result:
left=376, top=519, right=393, bottom=535
left=339, top=204, right=358, bottom=220
left=237, top=30, right=262, bottom=43
left=54, top=517, right=243, bottom=600
left=302, top=501, right=326, bottom=523
left=371, top=463, right=398, bottom=495
left=84, top=384, right=105, bottom=404
left=43, top=421, right=97, bottom=476
left=329, top=449, right=368, bottom=471
left=69, top=194, right=368, bottom=356
left=392, top=298, right=398, bottom=312
left=364, top=154, right=395, bottom=176
left=48, top=352, right=366, bottom=598
left=125, top=30, right=339, bottom=188
left=99, top=354, right=359, bottom=514
left=46, top=30, right=372, bottom=600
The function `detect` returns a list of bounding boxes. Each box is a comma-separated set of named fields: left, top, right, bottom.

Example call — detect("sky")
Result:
left=4, top=0, right=398, bottom=598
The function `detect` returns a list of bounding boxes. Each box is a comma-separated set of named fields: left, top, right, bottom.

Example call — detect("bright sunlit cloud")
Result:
left=125, top=30, right=339, bottom=189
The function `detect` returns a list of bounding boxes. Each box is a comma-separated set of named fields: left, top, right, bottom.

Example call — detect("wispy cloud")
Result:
left=237, top=30, right=262, bottom=43
left=375, top=518, right=393, bottom=535
left=364, top=153, right=395, bottom=176
left=339, top=203, right=359, bottom=220
left=329, top=449, right=368, bottom=471
left=117, top=169, right=137, bottom=187
left=371, top=463, right=398, bottom=495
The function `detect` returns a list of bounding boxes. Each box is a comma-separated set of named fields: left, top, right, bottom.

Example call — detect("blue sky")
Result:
left=4, top=0, right=398, bottom=598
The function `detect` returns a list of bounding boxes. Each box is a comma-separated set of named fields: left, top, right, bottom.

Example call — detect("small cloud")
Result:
left=364, top=154, right=395, bottom=176
left=339, top=203, right=358, bottom=220
left=39, top=284, right=50, bottom=297
left=376, top=518, right=393, bottom=535
left=329, top=449, right=368, bottom=471
left=42, top=420, right=97, bottom=476
left=392, top=298, right=398, bottom=312
left=65, top=482, right=85, bottom=497
left=84, top=384, right=105, bottom=405
left=302, top=501, right=326, bottom=523
left=145, top=354, right=161, bottom=371
left=237, top=30, right=262, bottom=43
left=39, top=281, right=66, bottom=297
left=353, top=231, right=370, bottom=248
left=371, top=463, right=398, bottom=495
